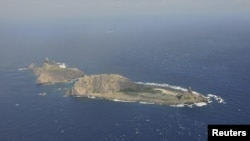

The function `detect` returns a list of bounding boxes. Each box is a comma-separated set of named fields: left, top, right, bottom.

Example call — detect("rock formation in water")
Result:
left=29, top=58, right=208, bottom=105
left=28, top=58, right=84, bottom=84
left=67, top=74, right=208, bottom=105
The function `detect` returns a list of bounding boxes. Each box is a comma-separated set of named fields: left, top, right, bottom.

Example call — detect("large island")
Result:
left=29, top=59, right=208, bottom=105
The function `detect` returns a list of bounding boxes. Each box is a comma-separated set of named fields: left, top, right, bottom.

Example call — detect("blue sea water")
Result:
left=1, top=40, right=250, bottom=141
left=0, top=13, right=250, bottom=141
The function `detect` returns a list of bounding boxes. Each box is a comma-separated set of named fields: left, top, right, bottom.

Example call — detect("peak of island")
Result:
left=29, top=58, right=208, bottom=106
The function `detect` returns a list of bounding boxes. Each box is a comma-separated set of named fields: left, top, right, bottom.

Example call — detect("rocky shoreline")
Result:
left=29, top=58, right=208, bottom=105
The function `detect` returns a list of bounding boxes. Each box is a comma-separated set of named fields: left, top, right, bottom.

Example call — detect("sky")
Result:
left=0, top=0, right=249, bottom=68
left=1, top=0, right=249, bottom=40
left=1, top=0, right=249, bottom=25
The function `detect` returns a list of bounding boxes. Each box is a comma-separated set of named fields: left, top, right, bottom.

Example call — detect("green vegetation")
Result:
left=92, top=89, right=100, bottom=93
left=120, top=87, right=162, bottom=94
left=179, top=93, right=192, bottom=100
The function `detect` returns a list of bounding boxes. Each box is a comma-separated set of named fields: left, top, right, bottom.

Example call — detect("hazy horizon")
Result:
left=0, top=0, right=249, bottom=71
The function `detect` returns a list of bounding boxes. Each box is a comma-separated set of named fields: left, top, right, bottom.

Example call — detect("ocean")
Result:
left=1, top=35, right=250, bottom=141
left=0, top=1, right=250, bottom=140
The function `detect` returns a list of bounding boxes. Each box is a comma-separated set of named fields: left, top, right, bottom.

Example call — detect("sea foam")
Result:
left=170, top=104, right=185, bottom=107
left=207, top=94, right=226, bottom=104
left=139, top=101, right=155, bottom=105
left=195, top=102, right=207, bottom=107
left=112, top=99, right=134, bottom=103
left=136, top=82, right=188, bottom=92
left=170, top=102, right=208, bottom=108
left=87, top=95, right=96, bottom=99
left=18, top=68, right=28, bottom=71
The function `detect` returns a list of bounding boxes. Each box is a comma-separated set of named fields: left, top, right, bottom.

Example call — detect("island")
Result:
left=29, top=59, right=208, bottom=105
left=28, top=58, right=84, bottom=84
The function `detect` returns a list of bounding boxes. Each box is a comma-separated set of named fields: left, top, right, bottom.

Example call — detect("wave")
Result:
left=139, top=101, right=155, bottom=105
left=170, top=102, right=207, bottom=108
left=206, top=94, right=226, bottom=104
left=87, top=95, right=96, bottom=99
left=112, top=99, right=134, bottom=103
left=136, top=82, right=188, bottom=92
left=195, top=102, right=207, bottom=107
left=18, top=68, right=28, bottom=71
left=38, top=92, right=47, bottom=96
left=170, top=104, right=185, bottom=107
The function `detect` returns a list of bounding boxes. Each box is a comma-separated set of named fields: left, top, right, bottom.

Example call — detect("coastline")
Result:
left=66, top=90, right=208, bottom=106
left=29, top=59, right=208, bottom=106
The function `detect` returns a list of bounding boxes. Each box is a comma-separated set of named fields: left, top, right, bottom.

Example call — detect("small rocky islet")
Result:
left=28, top=58, right=208, bottom=105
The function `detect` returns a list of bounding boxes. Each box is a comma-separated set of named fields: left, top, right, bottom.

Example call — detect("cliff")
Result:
left=28, top=58, right=84, bottom=84
left=68, top=74, right=208, bottom=105
left=71, top=74, right=137, bottom=94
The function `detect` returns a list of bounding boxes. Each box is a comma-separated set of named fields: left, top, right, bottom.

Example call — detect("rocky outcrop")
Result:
left=71, top=74, right=138, bottom=95
left=29, top=59, right=208, bottom=105
left=29, top=58, right=84, bottom=84
left=68, top=74, right=208, bottom=105
left=176, top=92, right=208, bottom=104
